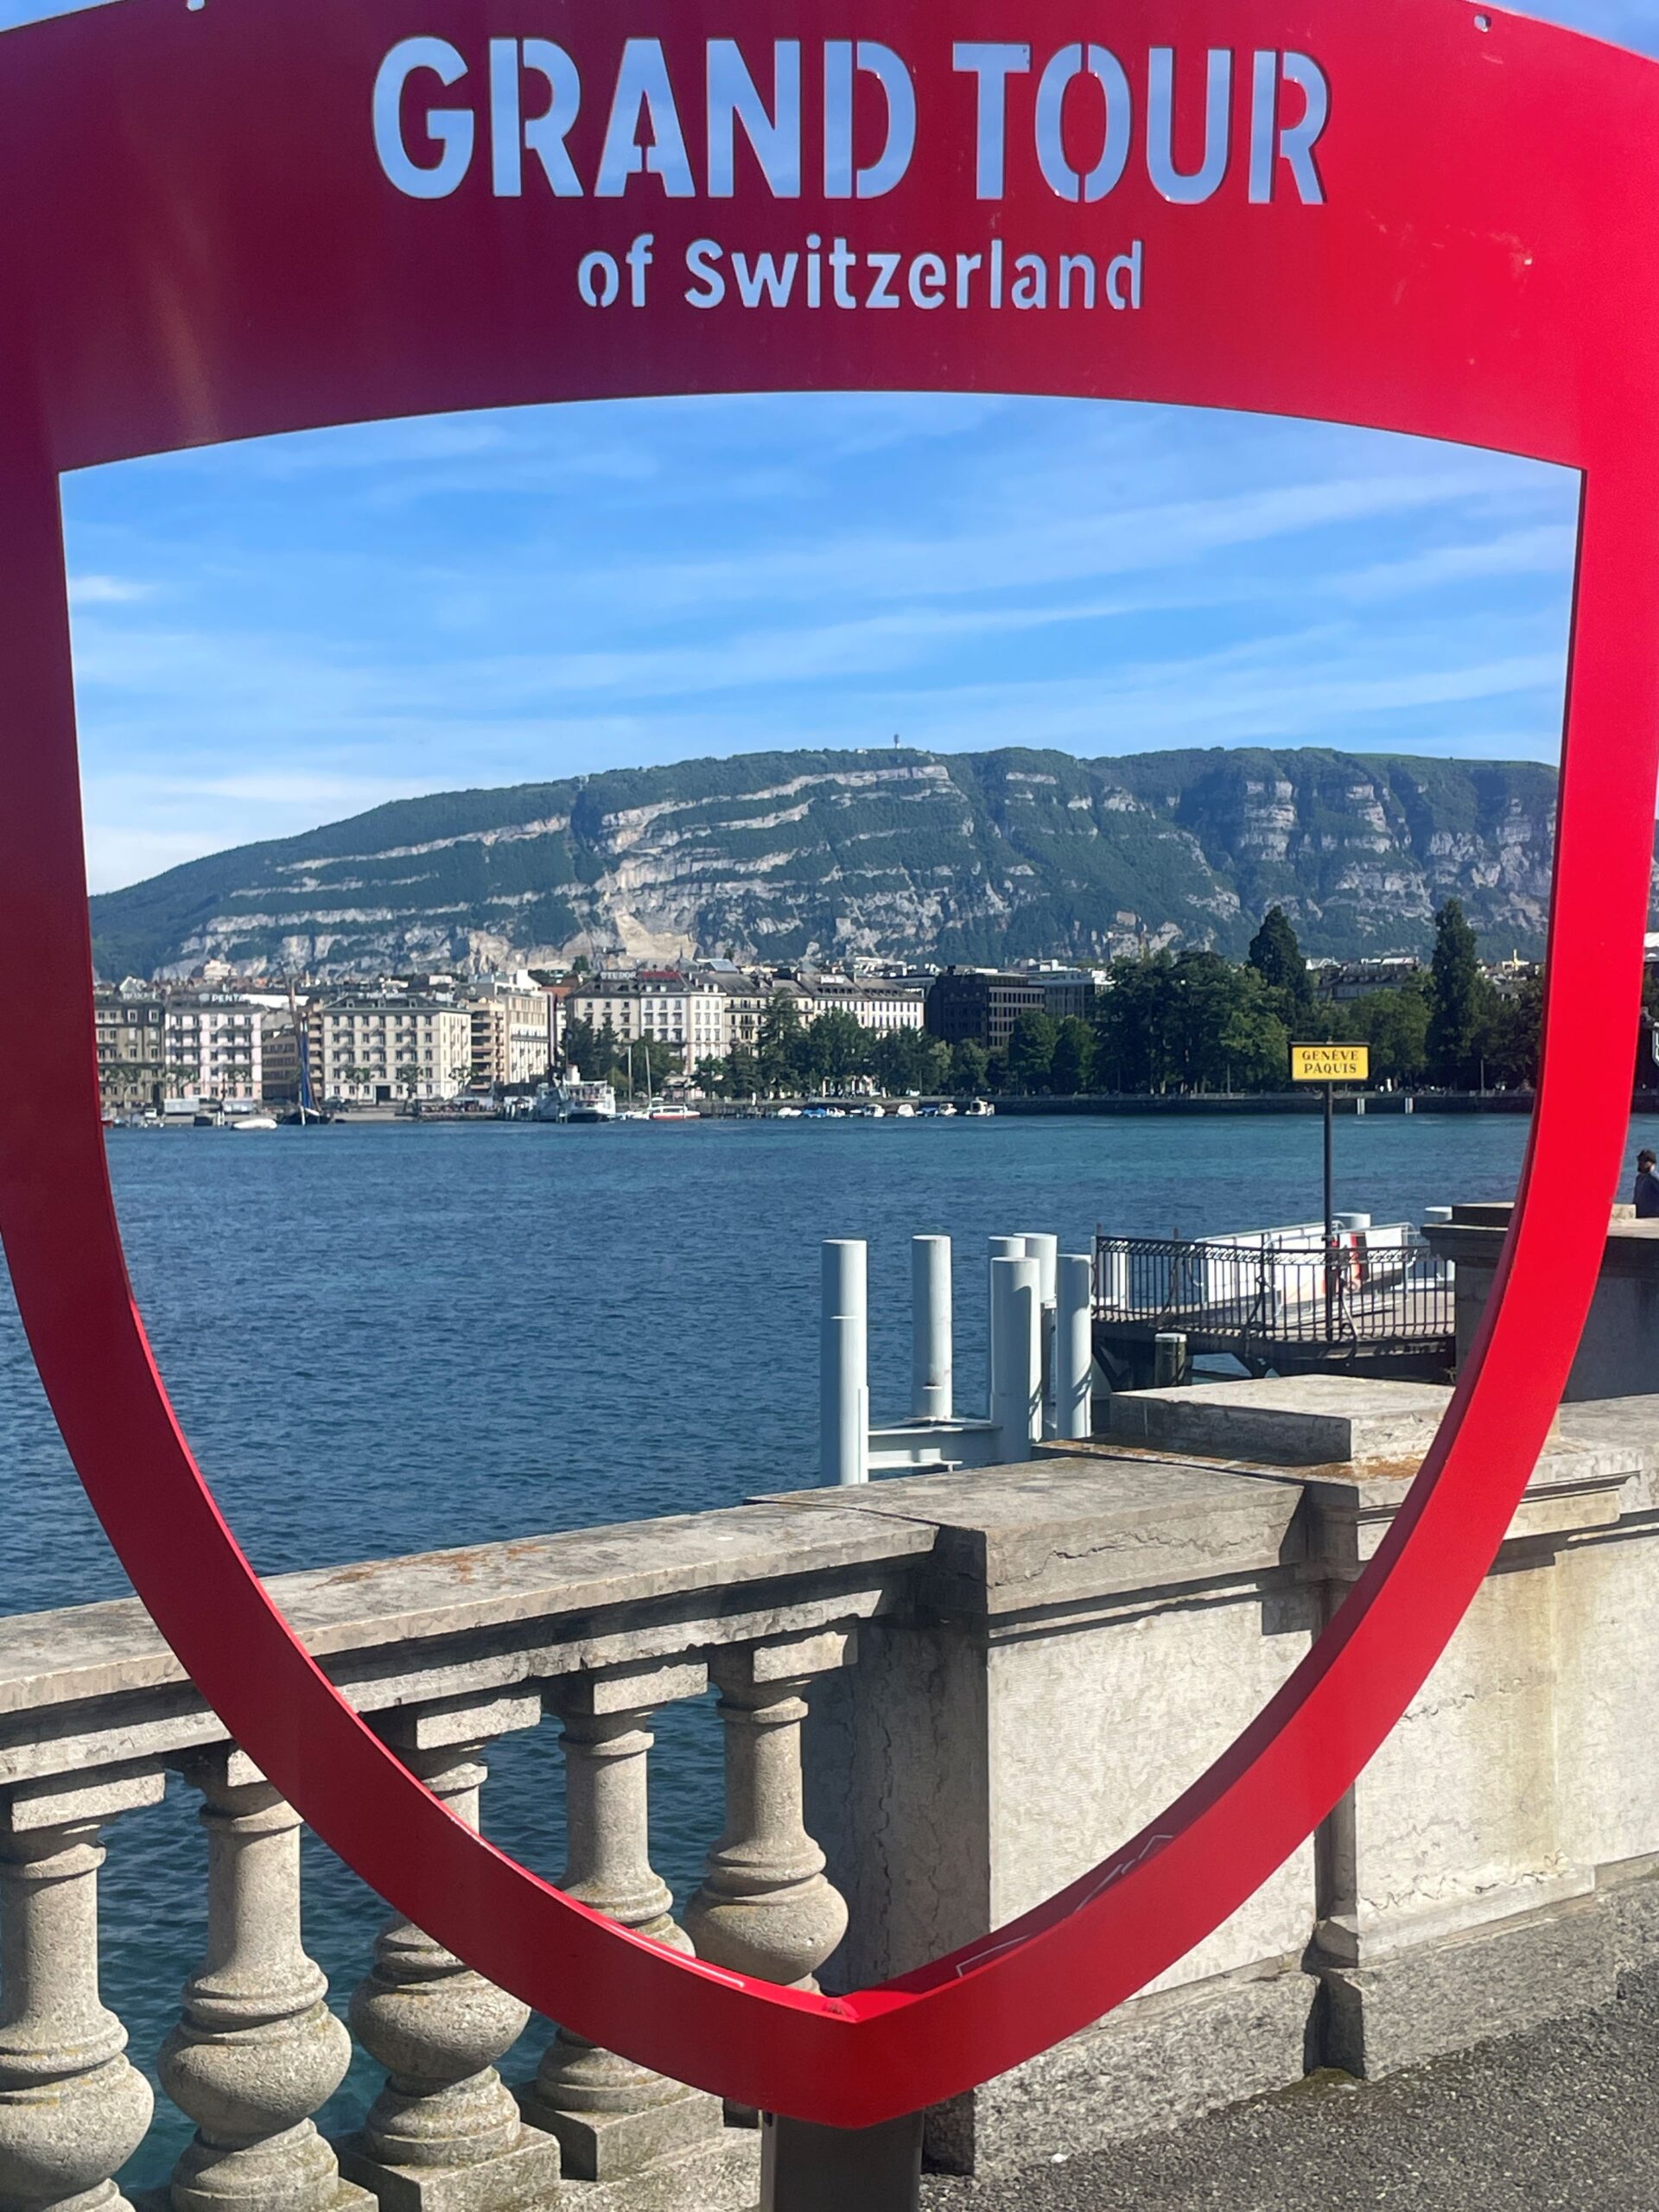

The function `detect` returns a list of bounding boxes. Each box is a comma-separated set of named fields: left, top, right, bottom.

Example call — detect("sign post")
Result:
left=1291, top=1046, right=1371, bottom=1342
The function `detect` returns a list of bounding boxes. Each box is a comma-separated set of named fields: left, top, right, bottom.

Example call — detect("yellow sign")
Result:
left=1291, top=1043, right=1370, bottom=1085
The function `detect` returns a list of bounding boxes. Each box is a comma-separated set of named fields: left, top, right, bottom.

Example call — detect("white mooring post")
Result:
left=990, top=1254, right=1043, bottom=1463
left=1055, top=1253, right=1094, bottom=1441
left=911, top=1236, right=953, bottom=1423
left=985, top=1235, right=1025, bottom=1410
left=1021, top=1233, right=1059, bottom=1432
left=821, top=1240, right=869, bottom=1487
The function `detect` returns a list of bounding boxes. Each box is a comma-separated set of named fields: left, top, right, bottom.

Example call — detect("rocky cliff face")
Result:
left=89, top=746, right=1579, bottom=982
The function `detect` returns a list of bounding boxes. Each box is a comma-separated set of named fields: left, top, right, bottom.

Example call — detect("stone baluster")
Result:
left=337, top=1694, right=563, bottom=2210
left=684, top=1631, right=855, bottom=1993
left=0, top=1770, right=162, bottom=2212
left=521, top=1662, right=725, bottom=2182
left=159, top=1748, right=367, bottom=2212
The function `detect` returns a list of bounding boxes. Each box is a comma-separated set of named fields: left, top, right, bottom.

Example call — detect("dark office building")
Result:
left=925, top=969, right=1046, bottom=1052
left=1032, top=969, right=1098, bottom=1025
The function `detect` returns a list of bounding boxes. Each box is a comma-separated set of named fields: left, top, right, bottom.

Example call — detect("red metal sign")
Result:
left=1, top=0, right=1656, bottom=2129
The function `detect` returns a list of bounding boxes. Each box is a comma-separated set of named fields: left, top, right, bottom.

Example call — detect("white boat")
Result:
left=648, top=1105, right=699, bottom=1122
left=232, top=1114, right=279, bottom=1132
left=773, top=1106, right=803, bottom=1119
left=532, top=1077, right=618, bottom=1123
left=892, top=1103, right=916, bottom=1117
left=964, top=1099, right=995, bottom=1117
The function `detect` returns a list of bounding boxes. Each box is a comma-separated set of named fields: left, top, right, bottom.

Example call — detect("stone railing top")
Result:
left=1100, top=1374, right=1468, bottom=1469
left=761, top=1453, right=1306, bottom=1612
left=1426, top=1210, right=1659, bottom=1274
left=7, top=1387, right=1649, bottom=1795
left=0, top=1496, right=934, bottom=1728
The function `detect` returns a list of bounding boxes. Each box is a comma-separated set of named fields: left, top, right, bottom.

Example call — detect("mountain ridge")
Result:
left=88, top=744, right=1584, bottom=981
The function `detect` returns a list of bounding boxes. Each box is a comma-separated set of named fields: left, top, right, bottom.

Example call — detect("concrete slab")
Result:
left=761, top=1457, right=1305, bottom=1612
left=1102, top=1374, right=1464, bottom=1467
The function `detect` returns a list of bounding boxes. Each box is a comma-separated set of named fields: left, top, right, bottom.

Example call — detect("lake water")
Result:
left=3, top=1110, right=1652, bottom=2178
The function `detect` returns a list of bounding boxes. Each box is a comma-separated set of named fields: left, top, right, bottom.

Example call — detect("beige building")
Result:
left=468, top=982, right=558, bottom=1091
left=308, top=995, right=474, bottom=1104
left=259, top=1014, right=303, bottom=1106
left=93, top=990, right=167, bottom=1112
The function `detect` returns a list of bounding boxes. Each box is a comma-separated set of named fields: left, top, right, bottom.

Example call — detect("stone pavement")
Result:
left=921, top=1966, right=1659, bottom=2212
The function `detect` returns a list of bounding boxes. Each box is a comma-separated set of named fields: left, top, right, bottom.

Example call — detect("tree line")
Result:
left=564, top=901, right=1548, bottom=1102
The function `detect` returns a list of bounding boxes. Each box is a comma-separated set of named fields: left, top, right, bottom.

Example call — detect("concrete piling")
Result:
left=1055, top=1254, right=1094, bottom=1441
left=911, top=1236, right=953, bottom=1424
left=990, top=1255, right=1043, bottom=1462
left=821, top=1240, right=869, bottom=1487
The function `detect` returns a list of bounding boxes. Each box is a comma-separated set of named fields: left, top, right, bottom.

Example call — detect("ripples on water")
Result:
left=2, top=1109, right=1628, bottom=2177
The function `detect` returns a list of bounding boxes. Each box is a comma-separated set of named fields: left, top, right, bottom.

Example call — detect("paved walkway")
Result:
left=922, top=1968, right=1659, bottom=2212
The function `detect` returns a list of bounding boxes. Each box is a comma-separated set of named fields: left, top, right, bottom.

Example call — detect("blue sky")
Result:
left=0, top=0, right=1643, bottom=893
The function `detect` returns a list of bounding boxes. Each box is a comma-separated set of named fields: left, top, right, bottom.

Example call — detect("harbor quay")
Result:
left=6, top=1216, right=1659, bottom=2209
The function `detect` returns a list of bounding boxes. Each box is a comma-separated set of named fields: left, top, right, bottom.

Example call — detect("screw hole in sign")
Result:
left=3, top=0, right=1659, bottom=2139
left=1475, top=12, right=1492, bottom=27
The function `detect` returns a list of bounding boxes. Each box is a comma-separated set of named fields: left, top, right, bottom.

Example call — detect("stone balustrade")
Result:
left=4, top=1375, right=1659, bottom=2202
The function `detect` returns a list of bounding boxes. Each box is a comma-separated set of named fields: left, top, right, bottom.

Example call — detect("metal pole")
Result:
left=990, top=1254, right=1042, bottom=1461
left=760, top=2112, right=924, bottom=2211
left=820, top=1239, right=868, bottom=1487
left=1055, top=1253, right=1094, bottom=1440
left=1154, top=1330, right=1189, bottom=1389
left=911, top=1235, right=953, bottom=1422
left=1323, top=1081, right=1336, bottom=1344
left=985, top=1234, right=1024, bottom=1412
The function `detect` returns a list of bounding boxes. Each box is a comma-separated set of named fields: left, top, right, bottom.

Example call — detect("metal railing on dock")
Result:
left=1093, top=1226, right=1456, bottom=1378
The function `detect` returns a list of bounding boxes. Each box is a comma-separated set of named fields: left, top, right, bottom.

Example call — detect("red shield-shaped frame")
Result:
left=1, top=0, right=1656, bottom=2130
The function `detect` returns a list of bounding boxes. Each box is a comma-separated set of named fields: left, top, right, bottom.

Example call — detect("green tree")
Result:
left=757, top=993, right=805, bottom=1096
left=873, top=1027, right=946, bottom=1096
left=1248, top=907, right=1314, bottom=1013
left=722, top=1043, right=761, bottom=1099
left=1006, top=1009, right=1058, bottom=1094
left=949, top=1039, right=990, bottom=1095
left=1484, top=974, right=1543, bottom=1090
left=1427, top=899, right=1494, bottom=1089
left=914, top=1033, right=952, bottom=1095
left=1049, top=1015, right=1096, bottom=1096
left=805, top=1009, right=871, bottom=1092
left=1341, top=978, right=1431, bottom=1089
left=561, top=1013, right=598, bottom=1077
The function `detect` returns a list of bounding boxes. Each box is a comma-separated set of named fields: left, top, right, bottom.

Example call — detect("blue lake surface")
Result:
left=3, top=1109, right=1649, bottom=2177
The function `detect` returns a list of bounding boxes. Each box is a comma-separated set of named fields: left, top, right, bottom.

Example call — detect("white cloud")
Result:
left=69, top=574, right=152, bottom=607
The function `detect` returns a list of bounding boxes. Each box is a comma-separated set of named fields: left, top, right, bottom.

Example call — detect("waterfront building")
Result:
left=706, top=968, right=799, bottom=1053
left=569, top=971, right=731, bottom=1073
left=1313, top=957, right=1426, bottom=1003
left=925, top=967, right=1046, bottom=1052
left=258, top=1014, right=303, bottom=1106
left=163, top=995, right=269, bottom=1104
left=308, top=995, right=474, bottom=1104
left=1014, top=963, right=1100, bottom=1024
left=93, top=988, right=166, bottom=1111
left=799, top=974, right=927, bottom=1034
left=467, top=977, right=560, bottom=1090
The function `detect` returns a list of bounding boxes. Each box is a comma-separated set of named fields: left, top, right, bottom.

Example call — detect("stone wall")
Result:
left=794, top=1376, right=1659, bottom=2176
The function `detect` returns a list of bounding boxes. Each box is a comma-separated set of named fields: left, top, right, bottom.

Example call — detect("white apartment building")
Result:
left=163, top=996, right=270, bottom=1103
left=799, top=976, right=927, bottom=1034
left=469, top=980, right=559, bottom=1090
left=308, top=996, right=474, bottom=1103
left=569, top=973, right=731, bottom=1073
